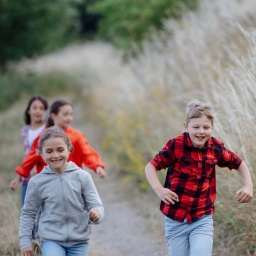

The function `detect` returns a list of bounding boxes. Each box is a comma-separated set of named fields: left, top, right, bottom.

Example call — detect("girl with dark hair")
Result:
left=10, top=95, right=48, bottom=204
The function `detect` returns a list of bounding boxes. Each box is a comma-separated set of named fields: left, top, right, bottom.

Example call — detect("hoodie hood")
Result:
left=41, top=161, right=79, bottom=175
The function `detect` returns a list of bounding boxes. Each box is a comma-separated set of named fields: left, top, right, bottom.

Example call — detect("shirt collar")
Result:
left=184, top=132, right=212, bottom=150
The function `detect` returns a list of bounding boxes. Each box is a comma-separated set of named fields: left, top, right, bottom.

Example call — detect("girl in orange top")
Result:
left=10, top=99, right=106, bottom=185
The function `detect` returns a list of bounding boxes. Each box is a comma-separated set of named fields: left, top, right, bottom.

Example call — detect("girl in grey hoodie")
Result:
left=19, top=127, right=104, bottom=256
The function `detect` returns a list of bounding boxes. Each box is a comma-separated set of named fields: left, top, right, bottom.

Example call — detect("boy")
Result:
left=145, top=100, right=253, bottom=256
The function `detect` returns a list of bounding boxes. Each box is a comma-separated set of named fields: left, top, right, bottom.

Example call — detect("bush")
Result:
left=0, top=71, right=80, bottom=111
left=0, top=0, right=78, bottom=67
left=89, top=0, right=199, bottom=48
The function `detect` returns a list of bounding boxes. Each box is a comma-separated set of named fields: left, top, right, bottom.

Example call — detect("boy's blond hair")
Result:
left=185, top=100, right=214, bottom=125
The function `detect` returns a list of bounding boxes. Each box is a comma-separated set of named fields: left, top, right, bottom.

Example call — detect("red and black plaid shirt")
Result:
left=150, top=132, right=242, bottom=224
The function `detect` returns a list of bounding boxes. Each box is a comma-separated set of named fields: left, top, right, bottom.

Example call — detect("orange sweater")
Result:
left=15, top=127, right=105, bottom=178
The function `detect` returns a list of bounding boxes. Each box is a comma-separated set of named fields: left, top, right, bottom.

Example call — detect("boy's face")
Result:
left=184, top=115, right=213, bottom=148
left=40, top=137, right=70, bottom=173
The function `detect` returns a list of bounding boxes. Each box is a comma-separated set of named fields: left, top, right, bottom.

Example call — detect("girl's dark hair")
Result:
left=24, top=95, right=48, bottom=125
left=46, top=99, right=73, bottom=128
left=37, top=126, right=74, bottom=154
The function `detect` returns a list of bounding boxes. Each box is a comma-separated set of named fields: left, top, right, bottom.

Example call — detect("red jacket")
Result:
left=15, top=127, right=105, bottom=178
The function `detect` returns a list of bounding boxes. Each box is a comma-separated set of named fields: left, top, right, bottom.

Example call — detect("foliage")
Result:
left=101, top=111, right=151, bottom=190
left=75, top=0, right=101, bottom=37
left=0, top=71, right=80, bottom=112
left=89, top=0, right=199, bottom=48
left=0, top=0, right=79, bottom=67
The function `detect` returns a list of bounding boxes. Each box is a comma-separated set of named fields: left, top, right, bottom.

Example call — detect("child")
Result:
left=13, top=99, right=106, bottom=180
left=145, top=100, right=253, bottom=256
left=19, top=127, right=104, bottom=256
left=9, top=95, right=48, bottom=203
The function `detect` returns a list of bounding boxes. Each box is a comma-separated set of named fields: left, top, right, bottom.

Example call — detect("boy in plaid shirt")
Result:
left=145, top=100, right=253, bottom=256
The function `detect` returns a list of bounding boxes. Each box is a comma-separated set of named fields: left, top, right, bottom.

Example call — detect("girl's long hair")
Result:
left=24, top=95, right=48, bottom=125
left=46, top=99, right=72, bottom=128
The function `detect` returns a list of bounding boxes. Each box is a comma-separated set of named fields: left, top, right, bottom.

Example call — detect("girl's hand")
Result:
left=89, top=208, right=101, bottom=222
left=96, top=166, right=106, bottom=178
left=9, top=174, right=21, bottom=190
left=235, top=185, right=253, bottom=203
left=154, top=186, right=179, bottom=205
left=30, top=167, right=37, bottom=177
left=21, top=247, right=34, bottom=256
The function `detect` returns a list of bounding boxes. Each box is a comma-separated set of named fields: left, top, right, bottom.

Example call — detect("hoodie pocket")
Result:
left=69, top=212, right=90, bottom=238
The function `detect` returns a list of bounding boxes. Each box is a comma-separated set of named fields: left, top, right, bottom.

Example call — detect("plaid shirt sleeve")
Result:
left=150, top=139, right=176, bottom=170
left=214, top=140, right=242, bottom=170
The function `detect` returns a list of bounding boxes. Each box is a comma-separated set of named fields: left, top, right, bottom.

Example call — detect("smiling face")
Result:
left=28, top=99, right=46, bottom=124
left=184, top=115, right=213, bottom=148
left=40, top=136, right=70, bottom=173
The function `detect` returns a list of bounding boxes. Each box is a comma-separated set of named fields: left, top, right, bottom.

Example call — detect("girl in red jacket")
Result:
left=10, top=99, right=106, bottom=185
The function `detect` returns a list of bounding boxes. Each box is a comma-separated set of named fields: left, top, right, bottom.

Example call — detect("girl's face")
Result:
left=51, top=105, right=73, bottom=130
left=40, top=137, right=70, bottom=174
left=184, top=115, right=213, bottom=148
left=28, top=99, right=46, bottom=124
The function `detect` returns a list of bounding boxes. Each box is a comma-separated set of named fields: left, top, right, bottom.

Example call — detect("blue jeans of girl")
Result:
left=41, top=241, right=89, bottom=256
left=165, top=214, right=214, bottom=256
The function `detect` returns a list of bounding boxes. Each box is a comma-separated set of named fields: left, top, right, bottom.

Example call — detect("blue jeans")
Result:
left=41, top=241, right=88, bottom=256
left=21, top=183, right=28, bottom=206
left=165, top=214, right=214, bottom=256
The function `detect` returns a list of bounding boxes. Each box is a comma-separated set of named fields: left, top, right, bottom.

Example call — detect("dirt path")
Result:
left=81, top=122, right=167, bottom=255
left=89, top=165, right=168, bottom=256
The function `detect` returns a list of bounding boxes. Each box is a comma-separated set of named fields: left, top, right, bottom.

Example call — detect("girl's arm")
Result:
left=235, top=161, right=253, bottom=203
left=83, top=173, right=104, bottom=223
left=19, top=179, right=42, bottom=251
left=15, top=136, right=44, bottom=178
left=9, top=174, right=21, bottom=190
left=77, top=132, right=105, bottom=173
left=145, top=163, right=179, bottom=205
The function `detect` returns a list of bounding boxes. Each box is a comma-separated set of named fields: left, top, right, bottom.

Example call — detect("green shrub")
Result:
left=89, top=0, right=199, bottom=48
left=0, top=71, right=80, bottom=111
left=0, top=0, right=79, bottom=67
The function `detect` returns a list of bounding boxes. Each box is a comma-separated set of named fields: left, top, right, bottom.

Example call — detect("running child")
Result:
left=145, top=100, right=253, bottom=256
left=9, top=95, right=48, bottom=204
left=19, top=126, right=104, bottom=256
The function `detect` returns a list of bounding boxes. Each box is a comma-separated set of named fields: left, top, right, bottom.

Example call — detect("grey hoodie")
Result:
left=19, top=161, right=104, bottom=249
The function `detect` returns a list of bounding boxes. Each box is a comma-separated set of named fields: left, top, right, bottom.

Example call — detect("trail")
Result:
left=88, top=165, right=168, bottom=256
left=80, top=125, right=168, bottom=256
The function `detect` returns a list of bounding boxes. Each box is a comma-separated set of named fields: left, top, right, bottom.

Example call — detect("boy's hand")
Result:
left=96, top=166, right=106, bottom=178
left=89, top=208, right=101, bottom=222
left=21, top=247, right=34, bottom=256
left=154, top=186, right=179, bottom=205
left=235, top=185, right=253, bottom=203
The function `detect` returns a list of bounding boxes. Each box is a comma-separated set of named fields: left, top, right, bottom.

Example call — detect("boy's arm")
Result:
left=145, top=163, right=179, bottom=205
left=235, top=161, right=253, bottom=203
